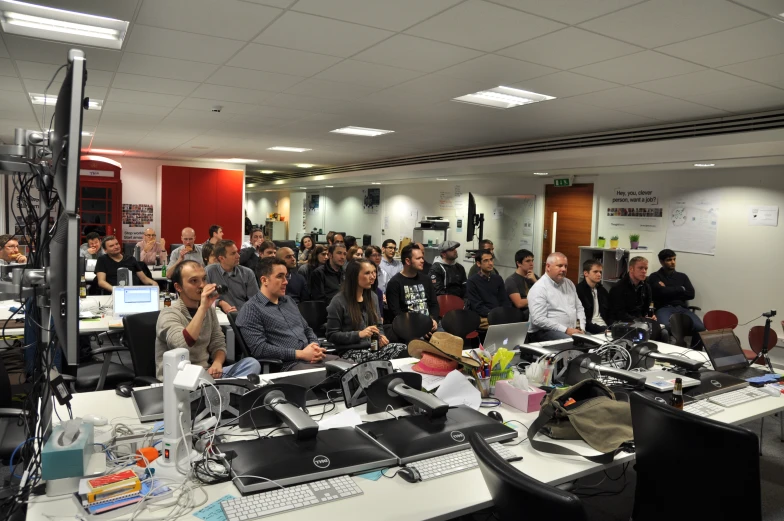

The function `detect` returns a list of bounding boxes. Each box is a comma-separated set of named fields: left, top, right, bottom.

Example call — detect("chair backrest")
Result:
left=169, top=243, right=183, bottom=255
left=487, top=307, right=524, bottom=326
left=392, top=312, right=433, bottom=343
left=437, top=295, right=465, bottom=318
left=298, top=300, right=328, bottom=337
left=703, top=309, right=738, bottom=330
left=667, top=313, right=693, bottom=347
left=273, top=240, right=296, bottom=250
left=122, top=311, right=160, bottom=379
left=227, top=311, right=251, bottom=359
left=442, top=309, right=481, bottom=340
left=629, top=392, right=761, bottom=521
left=469, top=433, right=587, bottom=520
left=748, top=325, right=778, bottom=364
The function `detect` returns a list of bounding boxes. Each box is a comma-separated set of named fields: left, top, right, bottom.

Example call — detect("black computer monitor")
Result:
left=466, top=192, right=484, bottom=243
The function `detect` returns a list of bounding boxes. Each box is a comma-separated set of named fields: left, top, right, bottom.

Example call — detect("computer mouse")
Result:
left=487, top=410, right=503, bottom=423
left=397, top=467, right=421, bottom=483
left=247, top=374, right=260, bottom=386
left=82, top=414, right=108, bottom=426
left=115, top=383, right=133, bottom=398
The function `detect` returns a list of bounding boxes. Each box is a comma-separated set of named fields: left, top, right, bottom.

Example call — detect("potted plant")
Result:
left=610, top=235, right=619, bottom=248
left=597, top=236, right=606, bottom=248
left=629, top=233, right=640, bottom=249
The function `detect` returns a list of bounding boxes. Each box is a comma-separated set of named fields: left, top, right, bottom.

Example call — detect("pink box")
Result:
left=494, top=381, right=546, bottom=413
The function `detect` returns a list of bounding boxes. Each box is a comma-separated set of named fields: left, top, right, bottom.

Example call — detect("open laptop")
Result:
left=643, top=369, right=701, bottom=392
left=701, top=329, right=772, bottom=379
left=112, top=286, right=159, bottom=317
left=483, top=322, right=529, bottom=353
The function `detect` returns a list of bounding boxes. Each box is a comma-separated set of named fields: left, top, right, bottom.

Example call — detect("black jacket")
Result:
left=309, top=262, right=344, bottom=304
left=465, top=273, right=511, bottom=317
left=608, top=273, right=652, bottom=324
left=576, top=280, right=610, bottom=334
left=429, top=259, right=467, bottom=298
left=285, top=270, right=310, bottom=304
left=648, top=268, right=695, bottom=310
left=239, top=247, right=260, bottom=273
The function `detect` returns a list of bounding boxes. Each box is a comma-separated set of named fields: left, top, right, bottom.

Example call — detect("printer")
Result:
left=418, top=216, right=449, bottom=230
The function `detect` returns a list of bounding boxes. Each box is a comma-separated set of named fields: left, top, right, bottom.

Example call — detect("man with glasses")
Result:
left=136, top=228, right=166, bottom=265
left=0, top=235, right=27, bottom=265
left=276, top=247, right=309, bottom=303
left=168, top=227, right=203, bottom=278
left=378, top=239, right=402, bottom=293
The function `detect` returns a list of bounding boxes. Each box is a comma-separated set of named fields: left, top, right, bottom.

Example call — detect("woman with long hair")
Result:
left=346, top=245, right=363, bottom=261
left=298, top=244, right=327, bottom=280
left=298, top=235, right=314, bottom=264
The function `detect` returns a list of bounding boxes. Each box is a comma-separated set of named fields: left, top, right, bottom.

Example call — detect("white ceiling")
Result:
left=0, top=0, right=783, bottom=182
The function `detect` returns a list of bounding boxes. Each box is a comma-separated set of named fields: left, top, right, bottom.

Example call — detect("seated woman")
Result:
left=298, top=236, right=314, bottom=265
left=201, top=242, right=218, bottom=265
left=346, top=245, right=364, bottom=261
left=298, top=244, right=327, bottom=281
left=326, top=258, right=405, bottom=362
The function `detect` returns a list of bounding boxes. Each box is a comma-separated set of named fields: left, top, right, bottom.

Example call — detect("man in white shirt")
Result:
left=526, top=252, right=585, bottom=342
left=576, top=260, right=610, bottom=334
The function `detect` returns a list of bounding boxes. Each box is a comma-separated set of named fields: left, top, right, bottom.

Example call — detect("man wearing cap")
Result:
left=527, top=252, right=586, bottom=342
left=409, top=332, right=479, bottom=377
left=429, top=240, right=467, bottom=298
left=0, top=235, right=27, bottom=265
left=648, top=249, right=705, bottom=348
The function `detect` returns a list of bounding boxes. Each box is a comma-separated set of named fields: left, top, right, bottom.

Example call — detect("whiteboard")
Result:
left=472, top=194, right=536, bottom=278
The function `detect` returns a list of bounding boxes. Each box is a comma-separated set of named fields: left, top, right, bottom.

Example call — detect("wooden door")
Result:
left=541, top=183, right=593, bottom=285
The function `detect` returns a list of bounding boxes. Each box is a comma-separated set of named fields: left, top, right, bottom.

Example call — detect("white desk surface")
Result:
left=28, top=338, right=784, bottom=521
left=86, top=270, right=169, bottom=282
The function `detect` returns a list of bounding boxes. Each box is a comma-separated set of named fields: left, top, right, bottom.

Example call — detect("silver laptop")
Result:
left=483, top=322, right=529, bottom=353
left=113, top=285, right=159, bottom=317
left=85, top=258, right=97, bottom=272
left=643, top=369, right=701, bottom=392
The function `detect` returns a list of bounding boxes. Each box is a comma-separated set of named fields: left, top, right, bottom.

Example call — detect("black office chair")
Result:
left=469, top=433, right=587, bottom=520
left=0, top=357, right=28, bottom=463
left=226, top=312, right=283, bottom=374
left=667, top=313, right=694, bottom=347
left=122, top=311, right=161, bottom=386
left=169, top=243, right=183, bottom=255
left=392, top=312, right=433, bottom=343
left=442, top=309, right=481, bottom=340
left=123, top=243, right=136, bottom=259
left=630, top=392, right=761, bottom=521
left=69, top=336, right=136, bottom=393
left=487, top=307, right=524, bottom=326
left=298, top=301, right=328, bottom=338
left=272, top=240, right=296, bottom=250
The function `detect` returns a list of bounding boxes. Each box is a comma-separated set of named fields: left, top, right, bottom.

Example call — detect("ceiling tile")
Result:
left=285, top=78, right=379, bottom=101
left=0, top=76, right=24, bottom=92
left=657, top=19, right=784, bottom=67
left=228, top=44, right=342, bottom=76
left=3, top=36, right=121, bottom=70
left=111, top=73, right=199, bottom=96
left=353, top=35, right=483, bottom=73
left=178, top=97, right=263, bottom=115
left=579, top=0, right=765, bottom=48
left=125, top=25, right=245, bottom=64
left=206, top=66, right=304, bottom=92
left=434, top=54, right=557, bottom=85
left=566, top=87, right=674, bottom=108
left=21, top=79, right=106, bottom=100
left=571, top=51, right=704, bottom=84
left=118, top=53, right=219, bottom=83
left=263, top=93, right=354, bottom=114
left=512, top=71, right=619, bottom=97
left=314, top=60, right=424, bottom=89
left=681, top=84, right=784, bottom=113
left=106, top=89, right=184, bottom=107
left=405, top=0, right=564, bottom=52
left=136, top=0, right=281, bottom=40
left=0, top=58, right=15, bottom=78
left=489, top=0, right=646, bottom=25
left=731, top=0, right=784, bottom=16
left=721, top=53, right=784, bottom=89
left=291, top=0, right=463, bottom=31
left=38, top=0, right=140, bottom=22
left=619, top=99, right=727, bottom=121
left=255, top=11, right=394, bottom=57
left=634, top=69, right=761, bottom=98
left=498, top=27, right=643, bottom=69
left=242, top=0, right=296, bottom=7
left=190, top=84, right=277, bottom=104
left=361, top=74, right=490, bottom=108
left=0, top=38, right=8, bottom=59
left=15, top=61, right=115, bottom=87
left=102, top=102, right=174, bottom=116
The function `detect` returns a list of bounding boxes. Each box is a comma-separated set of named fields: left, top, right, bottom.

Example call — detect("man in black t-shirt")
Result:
left=95, top=235, right=157, bottom=293
left=385, top=244, right=439, bottom=335
left=504, top=249, right=538, bottom=320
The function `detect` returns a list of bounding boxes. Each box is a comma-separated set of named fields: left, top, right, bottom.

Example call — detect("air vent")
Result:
left=249, top=110, right=784, bottom=184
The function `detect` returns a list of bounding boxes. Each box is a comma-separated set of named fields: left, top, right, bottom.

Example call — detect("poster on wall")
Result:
left=122, top=203, right=154, bottom=242
left=606, top=187, right=663, bottom=230
left=308, top=194, right=320, bottom=213
left=438, top=191, right=453, bottom=210
left=362, top=188, right=380, bottom=214
left=748, top=205, right=778, bottom=226
left=665, top=193, right=720, bottom=256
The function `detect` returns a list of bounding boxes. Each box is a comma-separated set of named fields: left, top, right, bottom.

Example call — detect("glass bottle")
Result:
left=79, top=275, right=87, bottom=299
left=670, top=378, right=684, bottom=410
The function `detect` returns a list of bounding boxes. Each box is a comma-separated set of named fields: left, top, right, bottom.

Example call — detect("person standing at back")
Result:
left=378, top=239, right=402, bottom=293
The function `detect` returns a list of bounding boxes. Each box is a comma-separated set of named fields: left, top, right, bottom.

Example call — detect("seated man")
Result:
left=527, top=252, right=585, bottom=342
left=136, top=228, right=165, bottom=265
left=241, top=227, right=264, bottom=250
left=276, top=246, right=309, bottom=303
left=429, top=240, right=467, bottom=298
left=206, top=240, right=259, bottom=313
left=576, top=260, right=610, bottom=334
left=203, top=224, right=223, bottom=248
left=468, top=239, right=498, bottom=277
left=310, top=243, right=346, bottom=304
left=609, top=256, right=653, bottom=324
left=505, top=249, right=538, bottom=320
left=240, top=238, right=276, bottom=272
left=155, top=260, right=260, bottom=380
left=79, top=231, right=104, bottom=260
left=466, top=249, right=512, bottom=327
left=648, top=249, right=705, bottom=347
left=0, top=234, right=27, bottom=265
left=385, top=244, right=439, bottom=335
left=169, top=227, right=203, bottom=277
left=95, top=235, right=157, bottom=292
left=237, top=258, right=337, bottom=371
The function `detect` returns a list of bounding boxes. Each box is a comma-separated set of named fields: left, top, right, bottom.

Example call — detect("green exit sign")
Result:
left=553, top=178, right=571, bottom=187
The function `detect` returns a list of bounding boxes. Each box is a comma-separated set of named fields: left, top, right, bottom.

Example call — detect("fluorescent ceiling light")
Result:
left=274, top=180, right=285, bottom=185
left=533, top=172, right=549, bottom=176
left=330, top=126, right=394, bottom=137
left=81, top=131, right=92, bottom=136
left=453, top=86, right=555, bottom=110
left=247, top=183, right=257, bottom=188
left=436, top=178, right=448, bottom=181
left=216, top=158, right=259, bottom=163
left=694, top=163, right=715, bottom=167
left=326, top=185, right=334, bottom=188
left=268, top=146, right=311, bottom=152
left=0, top=0, right=129, bottom=49
left=299, top=187, right=307, bottom=189
left=296, top=164, right=314, bottom=168
left=260, top=170, right=275, bottom=174
left=87, top=148, right=124, bottom=155
left=30, top=93, right=102, bottom=110
left=371, top=182, right=381, bottom=185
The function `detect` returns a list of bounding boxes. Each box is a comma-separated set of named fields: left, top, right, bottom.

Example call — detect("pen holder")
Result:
left=476, top=377, right=492, bottom=398
left=489, top=368, right=514, bottom=392
left=494, top=380, right=546, bottom=413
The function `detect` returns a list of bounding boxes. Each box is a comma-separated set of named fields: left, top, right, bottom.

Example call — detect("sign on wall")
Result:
left=606, top=186, right=663, bottom=230
left=122, top=203, right=153, bottom=242
left=665, top=194, right=720, bottom=256
left=80, top=169, right=115, bottom=178
left=362, top=188, right=380, bottom=214
left=308, top=194, right=320, bottom=212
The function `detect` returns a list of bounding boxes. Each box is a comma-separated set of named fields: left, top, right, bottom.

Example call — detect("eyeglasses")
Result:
left=144, top=233, right=156, bottom=237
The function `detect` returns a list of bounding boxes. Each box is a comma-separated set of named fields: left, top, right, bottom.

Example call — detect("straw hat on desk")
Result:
left=409, top=332, right=480, bottom=376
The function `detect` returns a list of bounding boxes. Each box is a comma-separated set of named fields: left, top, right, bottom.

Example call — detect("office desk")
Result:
left=85, top=269, right=169, bottom=282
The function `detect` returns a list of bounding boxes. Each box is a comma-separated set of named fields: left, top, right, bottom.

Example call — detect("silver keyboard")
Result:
left=407, top=442, right=518, bottom=481
left=707, top=387, right=768, bottom=408
left=220, top=475, right=362, bottom=521
left=684, top=400, right=724, bottom=418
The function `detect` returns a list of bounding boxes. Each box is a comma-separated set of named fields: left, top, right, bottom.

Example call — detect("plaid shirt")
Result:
left=235, top=291, right=317, bottom=370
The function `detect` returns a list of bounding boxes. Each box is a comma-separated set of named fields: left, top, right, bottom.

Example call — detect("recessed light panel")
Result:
left=268, top=146, right=311, bottom=152
left=30, top=93, right=102, bottom=110
left=694, top=163, right=715, bottom=167
left=453, top=86, right=555, bottom=110
left=330, top=126, right=394, bottom=137
left=296, top=164, right=314, bottom=168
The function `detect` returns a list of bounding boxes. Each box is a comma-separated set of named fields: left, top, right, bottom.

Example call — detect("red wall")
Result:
left=160, top=166, right=244, bottom=249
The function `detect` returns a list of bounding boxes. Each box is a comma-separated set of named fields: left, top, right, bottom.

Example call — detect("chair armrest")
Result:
left=91, top=345, right=129, bottom=356
left=688, top=306, right=701, bottom=311
left=257, top=358, right=283, bottom=366
left=132, top=376, right=160, bottom=386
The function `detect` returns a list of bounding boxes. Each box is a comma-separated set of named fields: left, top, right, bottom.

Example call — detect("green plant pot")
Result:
left=597, top=239, right=606, bottom=248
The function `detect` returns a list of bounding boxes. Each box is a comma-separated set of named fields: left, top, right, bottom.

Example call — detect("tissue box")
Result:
left=494, top=380, right=546, bottom=413
left=41, top=422, right=95, bottom=480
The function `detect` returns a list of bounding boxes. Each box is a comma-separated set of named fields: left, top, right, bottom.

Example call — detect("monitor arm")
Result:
left=263, top=390, right=319, bottom=440
left=387, top=377, right=449, bottom=418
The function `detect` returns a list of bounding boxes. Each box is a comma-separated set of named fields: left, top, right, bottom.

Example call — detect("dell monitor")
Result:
left=466, top=192, right=484, bottom=243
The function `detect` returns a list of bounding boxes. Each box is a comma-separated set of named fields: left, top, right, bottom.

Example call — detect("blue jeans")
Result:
left=223, top=357, right=261, bottom=377
left=526, top=329, right=571, bottom=343
left=656, top=306, right=705, bottom=348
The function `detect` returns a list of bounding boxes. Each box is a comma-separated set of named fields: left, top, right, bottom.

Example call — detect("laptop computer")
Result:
left=483, top=322, right=529, bottom=353
left=85, top=259, right=97, bottom=272
left=643, top=369, right=701, bottom=392
left=700, top=329, right=772, bottom=379
left=685, top=370, right=749, bottom=400
left=112, top=286, right=159, bottom=317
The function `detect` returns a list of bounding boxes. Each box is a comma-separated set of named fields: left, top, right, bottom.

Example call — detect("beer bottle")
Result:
left=575, top=318, right=581, bottom=331
left=370, top=332, right=379, bottom=352
left=164, top=292, right=172, bottom=308
left=161, top=261, right=167, bottom=278
left=79, top=275, right=87, bottom=299
left=670, top=378, right=684, bottom=410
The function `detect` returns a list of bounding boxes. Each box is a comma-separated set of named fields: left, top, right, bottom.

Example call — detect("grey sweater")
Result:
left=325, top=292, right=382, bottom=345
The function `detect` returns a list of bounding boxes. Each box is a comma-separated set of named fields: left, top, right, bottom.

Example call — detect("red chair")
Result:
left=437, top=295, right=465, bottom=319
left=703, top=310, right=738, bottom=331
left=745, top=325, right=778, bottom=365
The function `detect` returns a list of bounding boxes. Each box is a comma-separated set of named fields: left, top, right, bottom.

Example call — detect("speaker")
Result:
left=340, top=360, right=394, bottom=408
left=362, top=234, right=371, bottom=247
left=116, top=267, right=132, bottom=287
